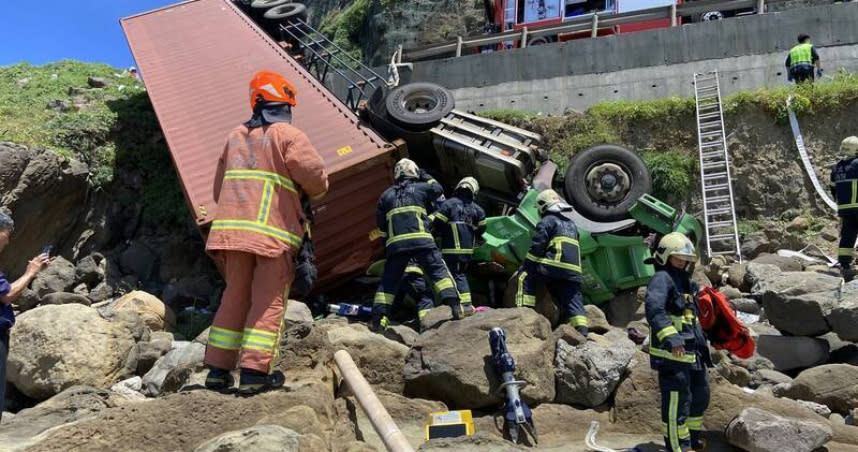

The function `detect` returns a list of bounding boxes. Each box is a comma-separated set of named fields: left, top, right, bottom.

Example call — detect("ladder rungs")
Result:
left=710, top=234, right=736, bottom=242
left=706, top=195, right=732, bottom=204
left=711, top=250, right=738, bottom=256
left=704, top=184, right=731, bottom=192
left=699, top=130, right=722, bottom=140
left=702, top=162, right=726, bottom=170
left=707, top=208, right=734, bottom=216
left=701, top=141, right=724, bottom=149
left=699, top=112, right=722, bottom=121
left=701, top=151, right=725, bottom=159
left=708, top=220, right=734, bottom=228
left=703, top=172, right=728, bottom=180
left=699, top=121, right=722, bottom=129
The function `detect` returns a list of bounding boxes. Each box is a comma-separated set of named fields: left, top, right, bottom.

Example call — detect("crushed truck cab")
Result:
left=475, top=189, right=702, bottom=305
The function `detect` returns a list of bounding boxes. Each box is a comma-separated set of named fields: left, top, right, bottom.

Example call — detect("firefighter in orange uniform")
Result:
left=204, top=70, right=329, bottom=395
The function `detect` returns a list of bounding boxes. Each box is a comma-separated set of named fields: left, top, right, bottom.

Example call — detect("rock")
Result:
left=384, top=324, right=420, bottom=347
left=756, top=335, right=829, bottom=371
left=786, top=216, right=810, bottom=232
left=88, top=282, right=114, bottom=303
left=753, top=270, right=840, bottom=298
left=779, top=365, right=858, bottom=414
left=194, top=425, right=309, bottom=452
left=404, top=308, right=555, bottom=409
left=106, top=290, right=175, bottom=332
left=161, top=275, right=216, bottom=306
left=604, top=288, right=644, bottom=327
left=554, top=330, right=636, bottom=407
left=762, top=290, right=837, bottom=336
left=141, top=341, right=205, bottom=396
left=45, top=99, right=71, bottom=112
left=7, top=305, right=137, bottom=399
left=731, top=298, right=760, bottom=314
left=109, top=377, right=146, bottom=402
left=30, top=256, right=76, bottom=297
left=753, top=369, right=793, bottom=387
left=136, top=331, right=174, bottom=375
left=728, top=263, right=749, bottom=290
left=584, top=304, right=610, bottom=334
left=751, top=253, right=804, bottom=272
left=416, top=433, right=526, bottom=451
left=742, top=232, right=775, bottom=260
left=86, top=76, right=108, bottom=88
left=726, top=407, right=832, bottom=452
left=0, top=385, right=132, bottom=450
left=12, top=288, right=41, bottom=311
left=0, top=147, right=90, bottom=279
left=828, top=296, right=858, bottom=342
left=75, top=253, right=105, bottom=287
left=352, top=390, right=446, bottom=450
left=704, top=255, right=729, bottom=285
left=119, top=242, right=158, bottom=282
left=718, top=362, right=752, bottom=387
left=275, top=322, right=335, bottom=387
left=692, top=262, right=713, bottom=288
left=285, top=299, right=313, bottom=324
left=743, top=263, right=781, bottom=293
left=720, top=285, right=743, bottom=300
left=796, top=400, right=833, bottom=418
left=39, top=292, right=91, bottom=307
left=72, top=282, right=88, bottom=296
left=322, top=321, right=408, bottom=393
left=419, top=305, right=454, bottom=331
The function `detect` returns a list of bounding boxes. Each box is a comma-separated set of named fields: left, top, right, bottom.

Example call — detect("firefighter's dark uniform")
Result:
left=431, top=194, right=486, bottom=307
left=831, top=156, right=858, bottom=267
left=645, top=266, right=712, bottom=452
left=397, top=262, right=436, bottom=324
left=373, top=172, right=459, bottom=326
left=515, top=210, right=588, bottom=334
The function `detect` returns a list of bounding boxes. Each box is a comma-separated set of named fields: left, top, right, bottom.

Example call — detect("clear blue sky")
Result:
left=0, top=0, right=180, bottom=68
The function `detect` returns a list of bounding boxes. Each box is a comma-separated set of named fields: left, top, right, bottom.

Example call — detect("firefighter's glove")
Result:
left=817, top=69, right=824, bottom=78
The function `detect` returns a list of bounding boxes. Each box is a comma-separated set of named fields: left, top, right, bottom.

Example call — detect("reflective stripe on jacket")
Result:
left=431, top=195, right=486, bottom=256
left=207, top=123, right=329, bottom=258
left=644, top=267, right=712, bottom=371
left=831, top=156, right=858, bottom=214
left=524, top=211, right=582, bottom=281
left=377, top=176, right=444, bottom=255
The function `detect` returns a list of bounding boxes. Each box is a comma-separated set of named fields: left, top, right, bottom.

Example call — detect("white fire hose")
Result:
left=786, top=95, right=838, bottom=212
left=334, top=350, right=415, bottom=452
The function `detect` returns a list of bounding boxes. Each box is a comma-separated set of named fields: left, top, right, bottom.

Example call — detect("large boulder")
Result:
left=193, top=425, right=323, bottom=452
left=141, top=340, right=205, bottom=396
left=726, top=407, right=832, bottom=452
left=7, top=304, right=137, bottom=399
left=828, top=295, right=858, bottom=342
left=39, top=292, right=91, bottom=307
left=119, top=242, right=158, bottom=283
left=0, top=145, right=89, bottom=278
left=352, top=390, right=446, bottom=450
left=105, top=290, right=175, bottom=332
left=554, top=330, right=636, bottom=407
left=750, top=254, right=804, bottom=272
left=755, top=335, right=830, bottom=372
left=743, top=263, right=781, bottom=293
left=74, top=253, right=106, bottom=287
left=752, top=270, right=840, bottom=298
left=403, top=308, right=555, bottom=409
left=30, top=256, right=76, bottom=297
left=321, top=320, right=409, bottom=393
left=762, top=291, right=837, bottom=336
left=604, top=288, right=645, bottom=327
left=778, top=365, right=858, bottom=414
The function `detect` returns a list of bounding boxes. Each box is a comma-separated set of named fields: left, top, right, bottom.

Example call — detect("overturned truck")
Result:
left=121, top=0, right=701, bottom=307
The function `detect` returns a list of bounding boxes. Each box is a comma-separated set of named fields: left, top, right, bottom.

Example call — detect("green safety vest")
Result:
left=789, top=43, right=813, bottom=67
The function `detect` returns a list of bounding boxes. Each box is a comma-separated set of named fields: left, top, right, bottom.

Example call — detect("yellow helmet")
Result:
left=841, top=136, right=858, bottom=154
left=456, top=177, right=479, bottom=195
left=536, top=189, right=566, bottom=215
left=393, top=158, right=419, bottom=180
left=651, top=232, right=698, bottom=266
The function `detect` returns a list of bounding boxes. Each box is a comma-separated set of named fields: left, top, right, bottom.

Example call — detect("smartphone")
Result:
left=41, top=245, right=53, bottom=256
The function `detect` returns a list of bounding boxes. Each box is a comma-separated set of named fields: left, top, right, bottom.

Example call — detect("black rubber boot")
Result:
left=445, top=298, right=462, bottom=320
left=204, top=367, right=234, bottom=391
left=370, top=313, right=389, bottom=332
left=238, top=368, right=285, bottom=396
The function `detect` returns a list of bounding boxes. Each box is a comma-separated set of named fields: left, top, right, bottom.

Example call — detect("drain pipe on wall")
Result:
left=334, top=350, right=415, bottom=452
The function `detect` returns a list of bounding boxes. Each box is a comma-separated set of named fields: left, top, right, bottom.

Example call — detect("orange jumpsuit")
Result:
left=205, top=122, right=328, bottom=373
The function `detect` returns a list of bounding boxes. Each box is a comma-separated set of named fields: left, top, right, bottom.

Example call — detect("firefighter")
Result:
left=644, top=232, right=712, bottom=452
left=831, top=136, right=858, bottom=281
left=431, top=177, right=486, bottom=316
left=204, top=70, right=329, bottom=395
left=399, top=262, right=437, bottom=330
left=372, top=159, right=461, bottom=331
left=515, top=189, right=588, bottom=335
left=785, top=34, right=822, bottom=84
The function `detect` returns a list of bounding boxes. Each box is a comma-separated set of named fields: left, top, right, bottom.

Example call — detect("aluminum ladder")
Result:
left=693, top=71, right=742, bottom=262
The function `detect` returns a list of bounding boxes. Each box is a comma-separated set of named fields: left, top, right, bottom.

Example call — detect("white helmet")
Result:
left=393, top=158, right=419, bottom=180
left=536, top=189, right=570, bottom=215
left=841, top=136, right=858, bottom=154
left=650, top=232, right=698, bottom=267
left=456, top=177, right=479, bottom=196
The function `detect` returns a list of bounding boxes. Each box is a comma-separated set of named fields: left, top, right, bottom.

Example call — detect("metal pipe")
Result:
left=456, top=36, right=464, bottom=57
left=334, top=350, right=415, bottom=452
left=591, top=14, right=599, bottom=37
left=670, top=2, right=678, bottom=27
left=757, top=0, right=765, bottom=14
left=521, top=27, right=529, bottom=48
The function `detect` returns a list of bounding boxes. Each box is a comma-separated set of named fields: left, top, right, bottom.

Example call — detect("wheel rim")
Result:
left=400, top=91, right=437, bottom=114
left=702, top=11, right=724, bottom=20
left=584, top=162, right=631, bottom=204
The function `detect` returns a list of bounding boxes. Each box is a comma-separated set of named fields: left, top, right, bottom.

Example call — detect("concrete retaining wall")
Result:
left=387, top=2, right=858, bottom=113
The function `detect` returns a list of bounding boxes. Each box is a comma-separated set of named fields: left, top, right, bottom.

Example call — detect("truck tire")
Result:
left=563, top=144, right=652, bottom=222
left=251, top=0, right=289, bottom=9
left=264, top=3, right=308, bottom=21
left=384, top=82, right=455, bottom=132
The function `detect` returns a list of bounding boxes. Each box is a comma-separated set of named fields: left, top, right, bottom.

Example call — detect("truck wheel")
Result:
left=251, top=0, right=289, bottom=10
left=701, top=11, right=725, bottom=21
left=384, top=82, right=455, bottom=132
left=264, top=3, right=308, bottom=21
left=563, top=144, right=652, bottom=222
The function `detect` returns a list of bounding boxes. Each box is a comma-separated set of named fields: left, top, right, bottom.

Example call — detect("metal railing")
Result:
left=404, top=0, right=767, bottom=61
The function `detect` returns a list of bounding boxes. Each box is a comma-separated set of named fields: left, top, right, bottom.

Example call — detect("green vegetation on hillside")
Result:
left=0, top=61, right=186, bottom=226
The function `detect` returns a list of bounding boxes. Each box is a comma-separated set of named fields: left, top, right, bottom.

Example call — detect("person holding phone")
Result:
left=0, top=211, right=50, bottom=420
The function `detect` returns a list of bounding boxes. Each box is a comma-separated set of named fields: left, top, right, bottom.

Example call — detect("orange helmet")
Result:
left=249, top=70, right=297, bottom=109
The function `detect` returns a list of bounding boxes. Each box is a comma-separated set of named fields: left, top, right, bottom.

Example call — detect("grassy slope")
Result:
left=0, top=60, right=186, bottom=225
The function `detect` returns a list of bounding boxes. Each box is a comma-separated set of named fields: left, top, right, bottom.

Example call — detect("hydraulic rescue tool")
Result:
left=488, top=327, right=538, bottom=445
